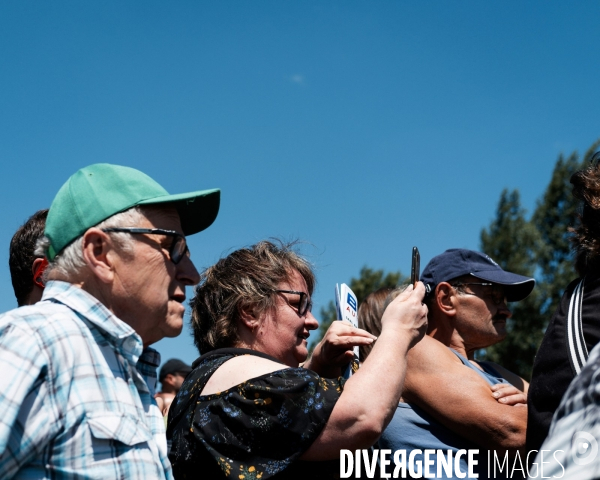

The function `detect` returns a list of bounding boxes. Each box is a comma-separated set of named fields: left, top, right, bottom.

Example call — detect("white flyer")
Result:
left=335, top=283, right=360, bottom=378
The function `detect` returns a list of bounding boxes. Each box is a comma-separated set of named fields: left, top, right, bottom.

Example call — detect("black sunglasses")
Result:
left=102, top=227, right=188, bottom=265
left=275, top=290, right=313, bottom=316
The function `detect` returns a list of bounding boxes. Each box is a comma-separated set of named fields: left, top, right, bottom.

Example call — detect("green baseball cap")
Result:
left=44, top=163, right=220, bottom=260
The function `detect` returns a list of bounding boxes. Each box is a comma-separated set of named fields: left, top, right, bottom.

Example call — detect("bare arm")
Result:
left=154, top=395, right=165, bottom=415
left=402, top=336, right=527, bottom=453
left=301, top=283, right=428, bottom=460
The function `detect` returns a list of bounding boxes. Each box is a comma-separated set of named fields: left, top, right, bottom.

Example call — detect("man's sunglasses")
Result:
left=275, top=290, right=313, bottom=316
left=102, top=227, right=188, bottom=265
left=450, top=282, right=507, bottom=306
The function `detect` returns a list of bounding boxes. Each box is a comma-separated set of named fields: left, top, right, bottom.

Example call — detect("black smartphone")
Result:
left=410, top=246, right=420, bottom=287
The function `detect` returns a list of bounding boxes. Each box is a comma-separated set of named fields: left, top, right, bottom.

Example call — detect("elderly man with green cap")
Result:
left=0, top=164, right=220, bottom=480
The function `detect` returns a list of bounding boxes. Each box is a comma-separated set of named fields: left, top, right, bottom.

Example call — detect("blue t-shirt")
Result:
left=377, top=349, right=511, bottom=479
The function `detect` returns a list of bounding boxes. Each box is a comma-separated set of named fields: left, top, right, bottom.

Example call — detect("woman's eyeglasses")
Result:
left=102, top=227, right=188, bottom=264
left=275, top=290, right=313, bottom=316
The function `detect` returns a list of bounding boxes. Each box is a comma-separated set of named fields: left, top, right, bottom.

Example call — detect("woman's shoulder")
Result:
left=200, top=353, right=288, bottom=396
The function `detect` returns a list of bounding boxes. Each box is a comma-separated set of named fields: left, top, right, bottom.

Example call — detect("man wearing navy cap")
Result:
left=378, top=249, right=535, bottom=478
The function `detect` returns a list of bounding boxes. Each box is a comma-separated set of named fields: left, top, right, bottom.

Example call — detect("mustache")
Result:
left=493, top=314, right=508, bottom=322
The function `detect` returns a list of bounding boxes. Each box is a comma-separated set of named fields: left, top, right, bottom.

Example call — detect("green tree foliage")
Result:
left=312, top=266, right=406, bottom=347
left=532, top=141, right=600, bottom=313
left=480, top=139, right=600, bottom=379
left=479, top=189, right=545, bottom=377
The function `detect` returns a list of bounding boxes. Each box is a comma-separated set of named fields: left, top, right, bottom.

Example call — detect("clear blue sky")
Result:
left=1, top=2, right=599, bottom=367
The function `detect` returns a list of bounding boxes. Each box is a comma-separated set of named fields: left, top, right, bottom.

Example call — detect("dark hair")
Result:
left=190, top=240, right=315, bottom=354
left=9, top=209, right=49, bottom=306
left=570, top=154, right=600, bottom=275
left=357, top=287, right=394, bottom=360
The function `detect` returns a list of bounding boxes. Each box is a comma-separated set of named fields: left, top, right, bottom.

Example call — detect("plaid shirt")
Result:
left=534, top=341, right=600, bottom=479
left=0, top=281, right=173, bottom=480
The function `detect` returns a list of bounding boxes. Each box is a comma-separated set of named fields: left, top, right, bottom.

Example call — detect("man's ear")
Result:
left=81, top=228, right=116, bottom=284
left=31, top=257, right=45, bottom=276
left=436, top=282, right=457, bottom=317
left=31, top=257, right=47, bottom=288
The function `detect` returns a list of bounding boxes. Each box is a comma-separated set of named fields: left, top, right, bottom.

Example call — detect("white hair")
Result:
left=35, top=206, right=147, bottom=281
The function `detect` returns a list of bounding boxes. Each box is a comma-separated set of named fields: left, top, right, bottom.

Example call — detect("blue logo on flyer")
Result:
left=347, top=294, right=357, bottom=311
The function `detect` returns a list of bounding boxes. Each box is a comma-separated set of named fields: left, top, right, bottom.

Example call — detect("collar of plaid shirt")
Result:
left=44, top=280, right=145, bottom=363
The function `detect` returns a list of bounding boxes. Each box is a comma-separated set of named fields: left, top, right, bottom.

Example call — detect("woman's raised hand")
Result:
left=305, top=321, right=376, bottom=377
left=380, top=282, right=428, bottom=347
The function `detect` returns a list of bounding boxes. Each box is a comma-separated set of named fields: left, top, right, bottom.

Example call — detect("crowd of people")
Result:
left=1, top=160, right=600, bottom=479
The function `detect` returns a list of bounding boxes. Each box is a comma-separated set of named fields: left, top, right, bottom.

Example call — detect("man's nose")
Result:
left=497, top=301, right=512, bottom=318
left=177, top=254, right=201, bottom=286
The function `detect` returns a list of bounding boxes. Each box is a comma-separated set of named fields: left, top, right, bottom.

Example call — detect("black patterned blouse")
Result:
left=167, top=348, right=345, bottom=480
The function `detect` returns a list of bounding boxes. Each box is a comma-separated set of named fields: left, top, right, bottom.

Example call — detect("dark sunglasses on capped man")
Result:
left=102, top=228, right=188, bottom=264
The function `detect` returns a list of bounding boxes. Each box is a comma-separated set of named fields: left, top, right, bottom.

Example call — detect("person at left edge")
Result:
left=9, top=209, right=49, bottom=306
left=0, top=163, right=219, bottom=480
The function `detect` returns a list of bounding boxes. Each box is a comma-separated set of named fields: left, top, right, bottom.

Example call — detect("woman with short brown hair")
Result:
left=168, top=240, right=428, bottom=479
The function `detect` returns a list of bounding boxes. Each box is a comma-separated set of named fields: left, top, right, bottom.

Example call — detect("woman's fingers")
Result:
left=321, top=323, right=376, bottom=350
left=396, top=283, right=414, bottom=301
left=381, top=282, right=428, bottom=337
left=396, top=282, right=426, bottom=302
left=326, top=321, right=377, bottom=340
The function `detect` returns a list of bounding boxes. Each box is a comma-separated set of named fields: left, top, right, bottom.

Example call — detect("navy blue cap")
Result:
left=421, top=248, right=535, bottom=302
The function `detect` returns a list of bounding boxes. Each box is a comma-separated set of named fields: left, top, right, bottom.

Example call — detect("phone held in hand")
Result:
left=411, top=246, right=420, bottom=287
